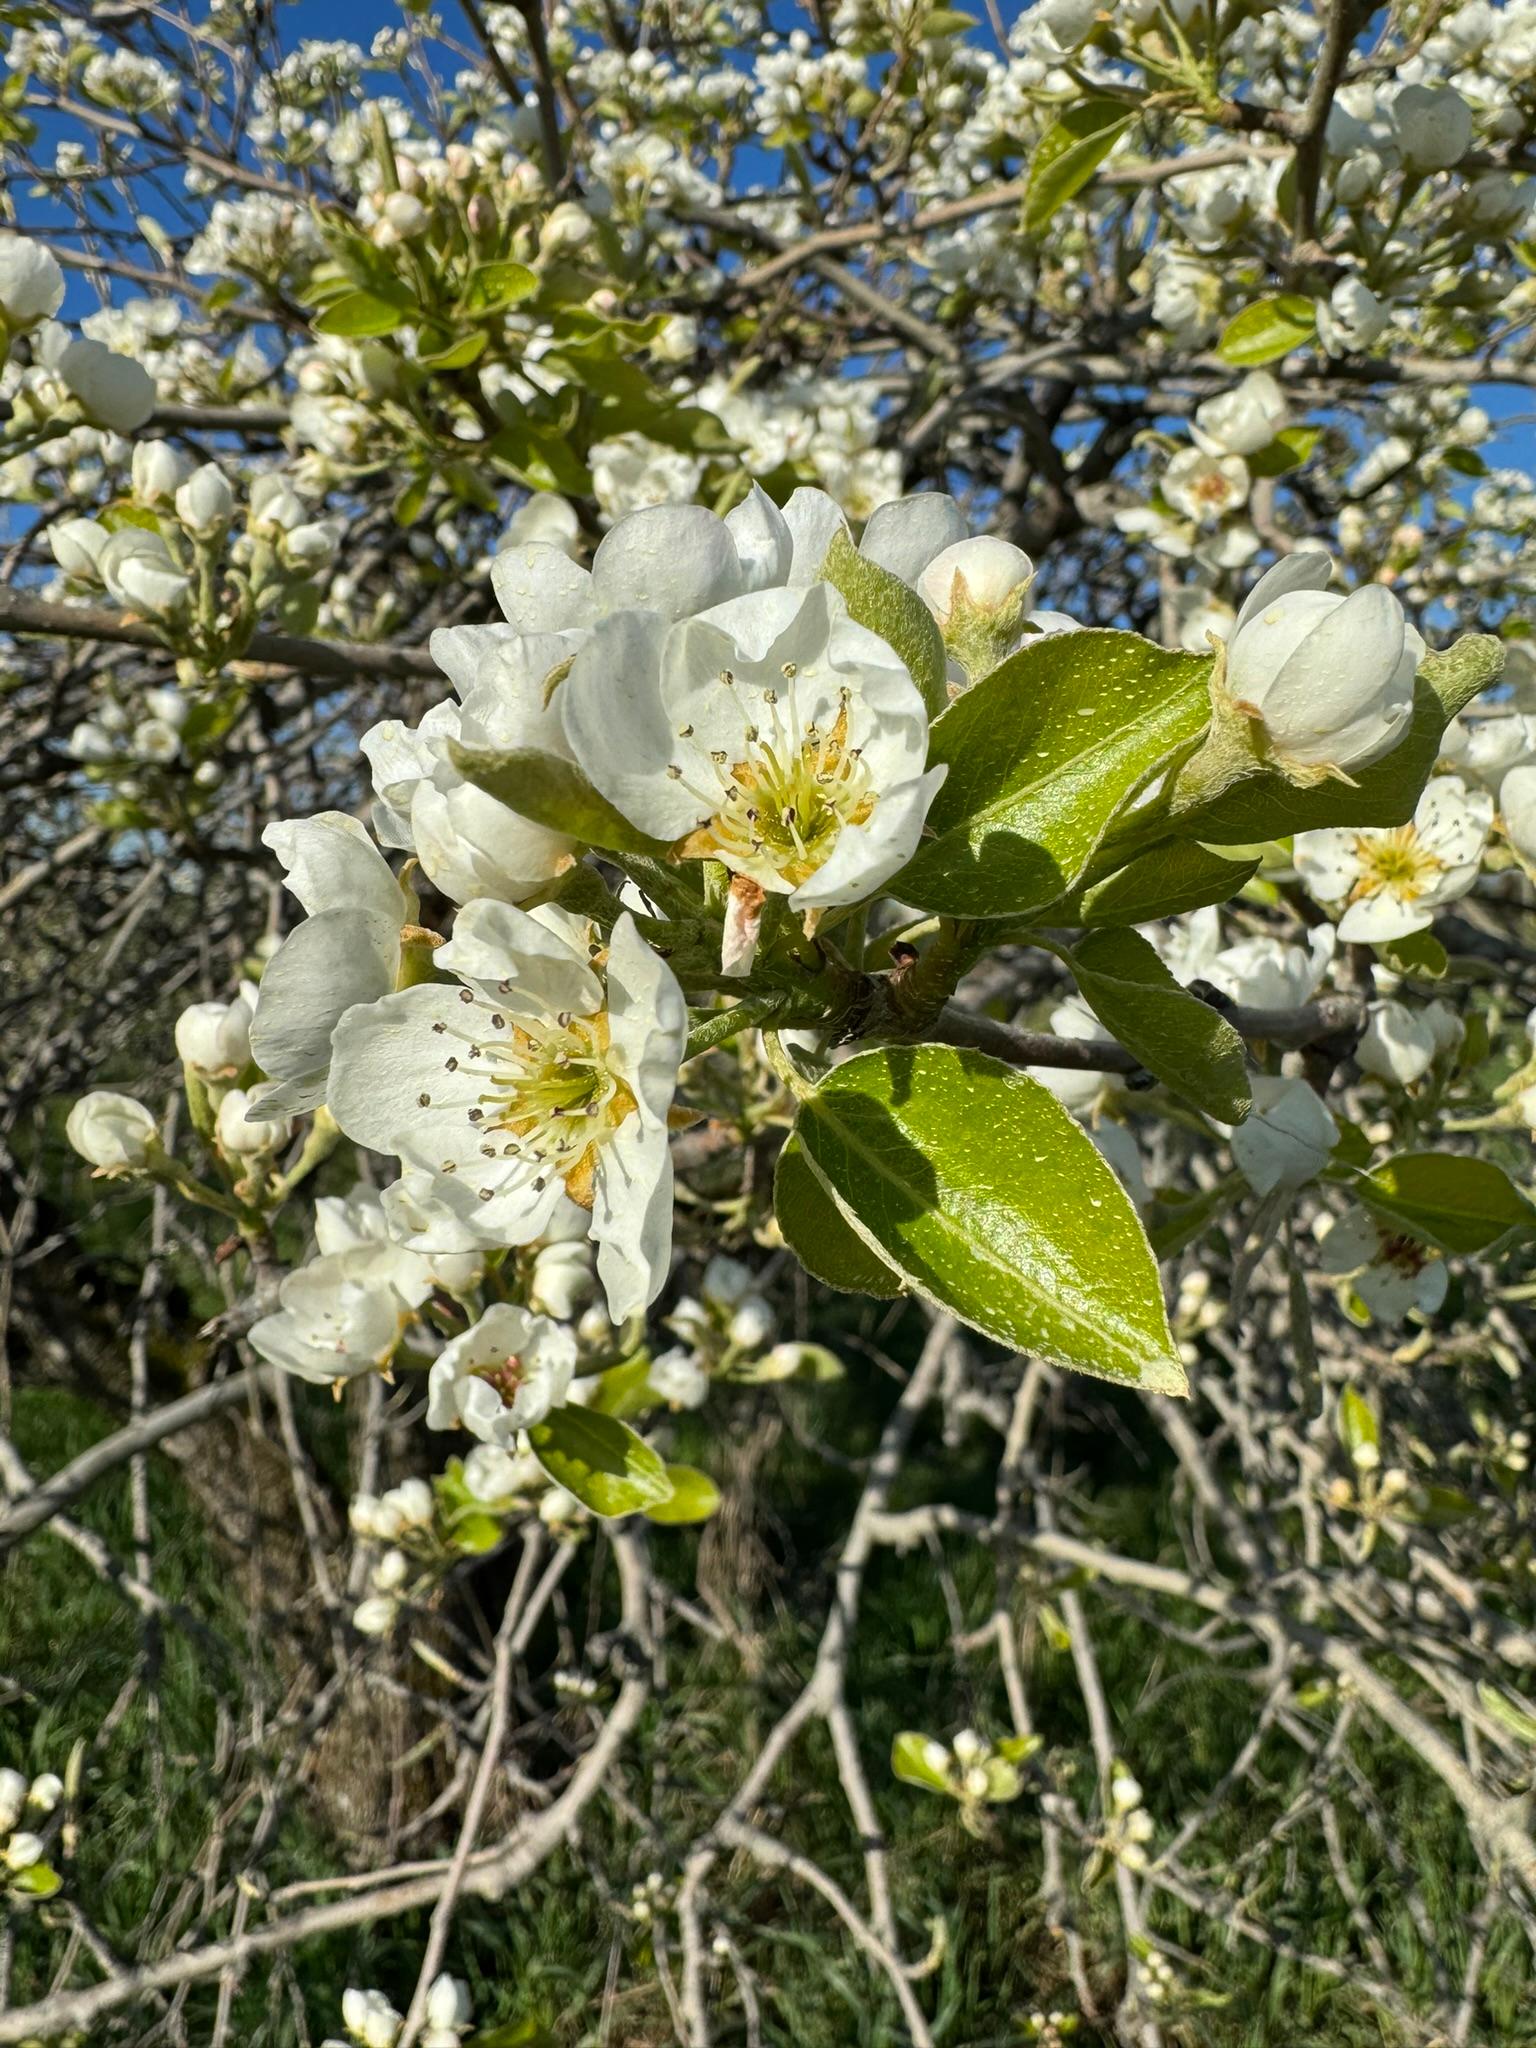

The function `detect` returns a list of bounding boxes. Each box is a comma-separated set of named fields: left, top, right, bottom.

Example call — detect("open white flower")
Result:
left=562, top=582, right=943, bottom=920
left=1163, top=447, right=1250, bottom=525
left=1294, top=775, right=1492, bottom=941
left=66, top=1091, right=158, bottom=1173
left=1224, top=553, right=1419, bottom=779
left=426, top=1301, right=577, bottom=1444
left=328, top=905, right=686, bottom=1320
left=1499, top=762, right=1536, bottom=865
left=1230, top=1075, right=1339, bottom=1195
left=249, top=1244, right=430, bottom=1386
left=1316, top=1208, right=1448, bottom=1320
left=315, top=1182, right=484, bottom=1296
left=1155, top=907, right=1336, bottom=1009
left=247, top=814, right=410, bottom=1118
left=175, top=984, right=257, bottom=1078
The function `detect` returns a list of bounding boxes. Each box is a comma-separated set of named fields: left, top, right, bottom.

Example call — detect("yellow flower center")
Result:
left=1350, top=825, right=1442, bottom=905
left=673, top=681, right=876, bottom=891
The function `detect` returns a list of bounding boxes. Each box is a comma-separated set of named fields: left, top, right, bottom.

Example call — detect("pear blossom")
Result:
left=315, top=1182, right=485, bottom=1295
left=462, top=1443, right=537, bottom=1503
left=1356, top=998, right=1461, bottom=1085
left=916, top=536, right=1035, bottom=627
left=338, top=1987, right=403, bottom=2048
left=1294, top=776, right=1493, bottom=940
left=1229, top=1076, right=1339, bottom=1195
left=175, top=984, right=257, bottom=1077
left=216, top=1087, right=291, bottom=1156
left=174, top=463, right=235, bottom=536
left=1498, top=762, right=1536, bottom=864
left=131, top=718, right=181, bottom=763
left=502, top=492, right=581, bottom=555
left=362, top=626, right=581, bottom=906
left=0, top=235, right=65, bottom=328
left=247, top=814, right=410, bottom=1118
left=1440, top=714, right=1536, bottom=795
left=0, top=1772, right=29, bottom=1832
left=421, top=1972, right=474, bottom=2048
left=648, top=1346, right=711, bottom=1407
left=49, top=518, right=110, bottom=581
left=561, top=582, right=943, bottom=931
left=1392, top=83, right=1474, bottom=169
left=1316, top=1208, right=1448, bottom=1320
left=66, top=1091, right=158, bottom=1172
left=131, top=440, right=190, bottom=505
left=1193, top=372, right=1289, bottom=459
left=1223, top=553, right=1420, bottom=778
left=1154, top=906, right=1336, bottom=1008
left=426, top=1301, right=578, bottom=1444
left=327, top=905, right=686, bottom=1319
left=1163, top=447, right=1250, bottom=524
left=249, top=1244, right=431, bottom=1385
left=34, top=320, right=155, bottom=431
left=1317, top=275, right=1389, bottom=355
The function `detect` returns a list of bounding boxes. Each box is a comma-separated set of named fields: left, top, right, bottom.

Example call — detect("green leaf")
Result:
left=791, top=1045, right=1185, bottom=1392
left=1246, top=424, right=1321, bottom=478
left=527, top=1408, right=675, bottom=1520
left=1217, top=294, right=1317, bottom=367
left=417, top=328, right=488, bottom=370
left=1171, top=635, right=1504, bottom=843
left=448, top=741, right=672, bottom=857
left=896, top=630, right=1211, bottom=919
left=1377, top=929, right=1448, bottom=980
left=1355, top=1153, right=1536, bottom=1256
left=891, top=1731, right=954, bottom=1796
left=820, top=526, right=948, bottom=720
left=460, top=260, right=539, bottom=313
left=774, top=1133, right=904, bottom=1297
left=1440, top=445, right=1487, bottom=478
left=1056, top=839, right=1259, bottom=926
left=1146, top=1176, right=1242, bottom=1259
left=9, top=1863, right=61, bottom=1898
left=587, top=1354, right=659, bottom=1421
left=314, top=291, right=407, bottom=338
left=1064, top=928, right=1250, bottom=1122
left=645, top=1464, right=721, bottom=1524
left=451, top=1511, right=506, bottom=1554
left=468, top=2021, right=556, bottom=2048
left=1022, top=98, right=1135, bottom=237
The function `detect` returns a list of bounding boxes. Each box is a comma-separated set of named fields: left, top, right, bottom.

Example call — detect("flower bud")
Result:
left=0, top=1771, right=27, bottom=1831
left=283, top=519, right=340, bottom=570
left=1317, top=275, right=1388, bottom=355
left=175, top=462, right=235, bottom=536
left=49, top=517, right=110, bottom=580
left=144, top=686, right=191, bottom=729
left=728, top=1295, right=775, bottom=1351
left=701, top=1253, right=755, bottom=1310
left=174, top=987, right=255, bottom=1077
left=249, top=474, right=306, bottom=533
left=215, top=1087, right=291, bottom=1157
left=131, top=439, right=190, bottom=505
left=1500, top=762, right=1536, bottom=864
left=341, top=1987, right=403, bottom=2048
left=372, top=1547, right=409, bottom=1592
left=1222, top=552, right=1419, bottom=781
left=917, top=535, right=1035, bottom=686
left=4, top=1832, right=45, bottom=1871
left=66, top=1091, right=158, bottom=1172
left=0, top=235, right=65, bottom=329
left=528, top=1239, right=596, bottom=1321
left=1229, top=1075, right=1339, bottom=1195
left=26, top=1773, right=61, bottom=1815
left=462, top=1444, right=525, bottom=1501
left=383, top=190, right=429, bottom=238
left=424, top=1973, right=473, bottom=2035
left=1356, top=999, right=1440, bottom=1086
left=540, top=201, right=593, bottom=255
left=1193, top=371, right=1288, bottom=459
left=385, top=1477, right=434, bottom=1528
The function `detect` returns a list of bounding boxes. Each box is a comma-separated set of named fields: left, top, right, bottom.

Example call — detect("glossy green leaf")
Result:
left=1146, top=1175, right=1242, bottom=1259
left=417, top=328, right=488, bottom=371
left=314, top=291, right=406, bottom=338
left=1022, top=98, right=1135, bottom=237
left=527, top=1408, right=675, bottom=1519
left=774, top=1132, right=904, bottom=1297
left=645, top=1464, right=722, bottom=1524
left=1056, top=839, right=1259, bottom=926
left=820, top=527, right=948, bottom=720
left=587, top=1353, right=659, bottom=1421
left=1217, top=294, right=1316, bottom=366
left=891, top=1731, right=954, bottom=1795
left=897, top=630, right=1211, bottom=919
left=9, top=1862, right=61, bottom=1898
left=1065, top=928, right=1250, bottom=1122
left=1168, top=635, right=1504, bottom=843
left=460, top=260, right=539, bottom=313
left=1246, top=424, right=1322, bottom=478
left=1377, top=929, right=1448, bottom=980
left=1355, top=1152, right=1536, bottom=1256
left=791, top=1045, right=1185, bottom=1392
left=448, top=741, right=672, bottom=857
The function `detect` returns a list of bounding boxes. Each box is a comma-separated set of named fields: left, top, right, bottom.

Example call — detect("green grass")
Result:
left=2, top=1349, right=1533, bottom=2047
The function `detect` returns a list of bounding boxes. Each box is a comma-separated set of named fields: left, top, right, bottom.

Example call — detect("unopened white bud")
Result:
left=175, top=462, right=235, bottom=536
left=131, top=439, right=191, bottom=505
left=66, top=1091, right=157, bottom=1172
left=215, top=1087, right=290, bottom=1157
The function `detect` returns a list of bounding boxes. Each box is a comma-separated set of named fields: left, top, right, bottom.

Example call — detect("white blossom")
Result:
left=175, top=984, right=257, bottom=1077
left=426, top=1300, right=577, bottom=1444
left=1224, top=553, right=1420, bottom=777
left=1193, top=372, right=1288, bottom=459
left=327, top=905, right=686, bottom=1320
left=1356, top=998, right=1459, bottom=1085
left=1229, top=1076, right=1339, bottom=1195
left=0, top=235, right=65, bottom=327
left=1316, top=1208, right=1448, bottom=1319
left=1294, top=775, right=1492, bottom=940
left=249, top=1244, right=429, bottom=1385
left=66, top=1091, right=158, bottom=1172
left=215, top=1086, right=291, bottom=1157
